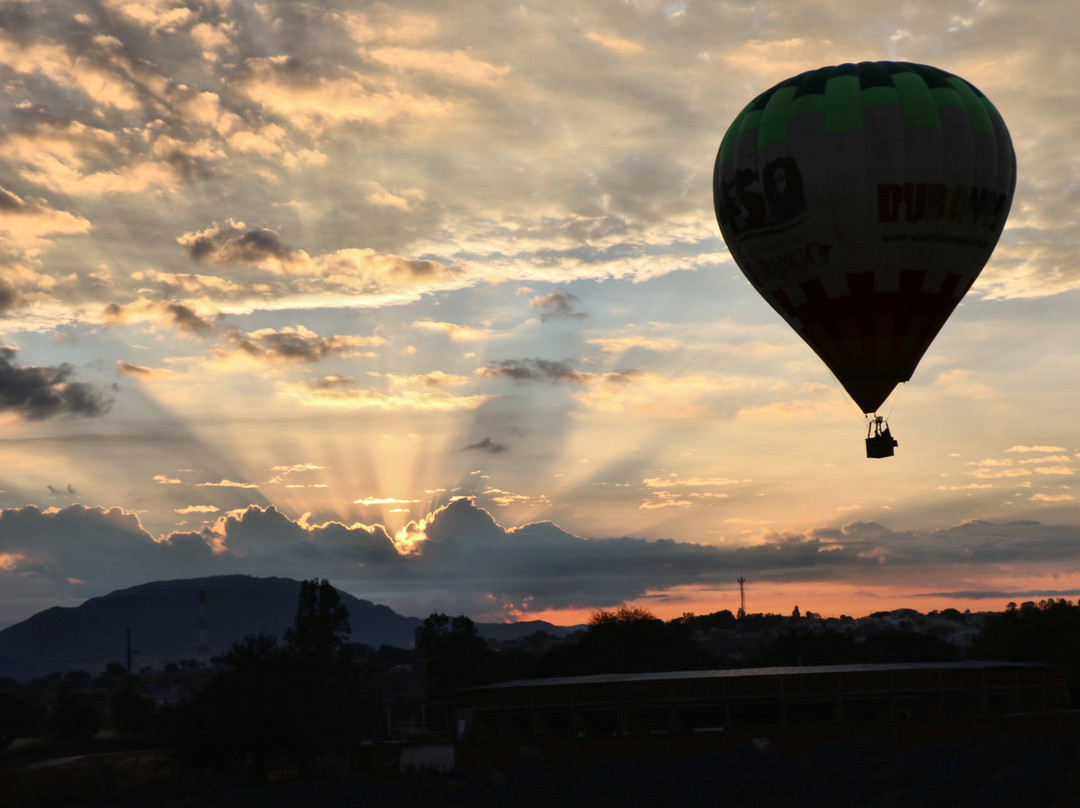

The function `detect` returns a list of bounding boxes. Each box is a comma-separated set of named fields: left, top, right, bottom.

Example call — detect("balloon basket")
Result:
left=866, top=417, right=898, bottom=459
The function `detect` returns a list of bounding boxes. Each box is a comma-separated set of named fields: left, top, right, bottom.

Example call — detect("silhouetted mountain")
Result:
left=0, top=575, right=574, bottom=680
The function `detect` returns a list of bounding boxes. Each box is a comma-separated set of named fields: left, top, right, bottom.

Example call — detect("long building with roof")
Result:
left=454, top=662, right=1073, bottom=764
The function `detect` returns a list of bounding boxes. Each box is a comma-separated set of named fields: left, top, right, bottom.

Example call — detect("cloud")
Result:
left=172, top=224, right=464, bottom=308
left=572, top=370, right=719, bottom=417
left=0, top=348, right=112, bottom=420
left=413, top=321, right=495, bottom=342
left=102, top=0, right=197, bottom=33
left=216, top=326, right=385, bottom=365
left=0, top=185, right=92, bottom=243
left=1018, top=455, right=1073, bottom=465
left=0, top=27, right=141, bottom=112
left=0, top=279, right=19, bottom=312
left=588, top=335, right=681, bottom=353
left=164, top=303, right=215, bottom=335
left=281, top=375, right=492, bottom=412
left=970, top=468, right=1032, bottom=480
left=116, top=361, right=178, bottom=380
left=103, top=301, right=216, bottom=334
left=227, top=55, right=452, bottom=127
left=475, top=360, right=724, bottom=418
left=379, top=371, right=472, bottom=389
left=179, top=221, right=301, bottom=270
left=531, top=293, right=586, bottom=322
left=365, top=46, right=511, bottom=86
left=0, top=505, right=214, bottom=597
left=198, top=479, right=259, bottom=489
left=271, top=463, right=326, bottom=475
left=464, top=437, right=508, bottom=453
left=477, top=358, right=597, bottom=385
left=1007, top=445, right=1069, bottom=454
left=644, top=475, right=752, bottom=488
left=2, top=499, right=1080, bottom=624
left=640, top=493, right=692, bottom=510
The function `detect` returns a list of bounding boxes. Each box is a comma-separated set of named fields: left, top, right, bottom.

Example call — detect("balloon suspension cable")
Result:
left=822, top=372, right=868, bottom=423
left=880, top=382, right=904, bottom=423
left=860, top=384, right=904, bottom=427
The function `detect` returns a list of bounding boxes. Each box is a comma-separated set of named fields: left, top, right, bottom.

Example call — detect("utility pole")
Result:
left=737, top=575, right=746, bottom=620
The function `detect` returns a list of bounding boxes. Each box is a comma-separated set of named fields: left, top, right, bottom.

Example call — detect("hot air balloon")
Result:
left=713, top=61, right=1016, bottom=457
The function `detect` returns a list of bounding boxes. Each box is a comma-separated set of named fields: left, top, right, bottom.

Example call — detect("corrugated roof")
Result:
left=464, top=661, right=1049, bottom=691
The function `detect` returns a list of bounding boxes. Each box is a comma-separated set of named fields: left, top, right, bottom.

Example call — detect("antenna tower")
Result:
left=736, top=575, right=746, bottom=619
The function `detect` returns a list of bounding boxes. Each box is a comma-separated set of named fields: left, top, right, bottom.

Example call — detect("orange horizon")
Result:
left=510, top=582, right=1059, bottom=627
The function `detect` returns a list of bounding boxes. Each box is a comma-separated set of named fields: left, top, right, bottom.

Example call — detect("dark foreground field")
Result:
left=3, top=727, right=1080, bottom=808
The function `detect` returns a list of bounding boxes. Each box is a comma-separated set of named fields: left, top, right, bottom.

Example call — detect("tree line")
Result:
left=4, top=589, right=1080, bottom=780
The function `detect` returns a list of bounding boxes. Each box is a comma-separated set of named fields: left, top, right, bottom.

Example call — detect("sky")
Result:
left=0, top=0, right=1078, bottom=630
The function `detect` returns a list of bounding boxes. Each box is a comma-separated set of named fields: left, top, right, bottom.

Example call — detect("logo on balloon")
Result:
left=877, top=183, right=1010, bottom=231
left=716, top=156, right=807, bottom=241
left=749, top=242, right=832, bottom=284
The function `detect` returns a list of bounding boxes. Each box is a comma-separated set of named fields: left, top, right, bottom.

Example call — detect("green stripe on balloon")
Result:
left=759, top=86, right=797, bottom=145
left=716, top=62, right=1006, bottom=164
left=947, top=77, right=995, bottom=132
left=824, top=74, right=863, bottom=132
left=892, top=71, right=940, bottom=127
left=860, top=85, right=901, bottom=107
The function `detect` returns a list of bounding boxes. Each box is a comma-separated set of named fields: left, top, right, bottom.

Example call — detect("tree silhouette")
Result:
left=168, top=634, right=296, bottom=777
left=169, top=580, right=363, bottom=779
left=536, top=606, right=713, bottom=676
left=285, top=578, right=351, bottom=670
left=415, top=613, right=497, bottom=699
left=970, top=598, right=1080, bottom=697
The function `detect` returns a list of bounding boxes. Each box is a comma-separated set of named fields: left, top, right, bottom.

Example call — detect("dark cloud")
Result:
left=0, top=279, right=20, bottom=311
left=220, top=327, right=381, bottom=363
left=305, top=375, right=357, bottom=391
left=915, top=588, right=1080, bottom=602
left=0, top=505, right=210, bottom=594
left=0, top=350, right=112, bottom=420
left=531, top=293, right=586, bottom=322
left=464, top=437, right=508, bottom=453
left=0, top=187, right=26, bottom=212
left=478, top=358, right=593, bottom=384
left=102, top=302, right=214, bottom=334
left=161, top=147, right=213, bottom=184
left=182, top=223, right=299, bottom=267
left=4, top=500, right=1080, bottom=627
left=165, top=303, right=214, bottom=334
left=116, top=361, right=151, bottom=376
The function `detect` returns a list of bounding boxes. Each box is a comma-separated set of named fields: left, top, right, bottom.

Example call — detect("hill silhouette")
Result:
left=0, top=575, right=573, bottom=680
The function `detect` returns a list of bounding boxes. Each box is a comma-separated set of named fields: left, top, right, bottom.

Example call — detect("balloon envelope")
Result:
left=713, top=61, right=1016, bottom=414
